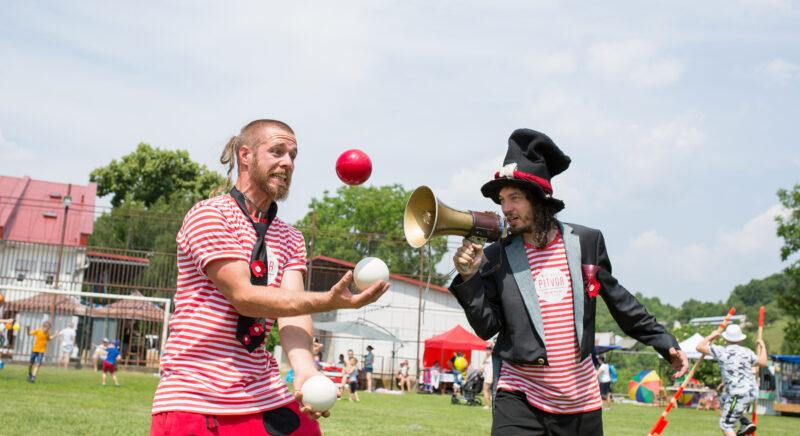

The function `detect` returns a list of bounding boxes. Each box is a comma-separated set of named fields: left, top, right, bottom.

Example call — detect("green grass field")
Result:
left=0, top=363, right=797, bottom=435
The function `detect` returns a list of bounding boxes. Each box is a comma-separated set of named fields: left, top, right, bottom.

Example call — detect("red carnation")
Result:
left=250, top=260, right=266, bottom=278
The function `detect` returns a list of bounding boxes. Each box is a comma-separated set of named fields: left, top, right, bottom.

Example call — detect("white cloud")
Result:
left=617, top=204, right=789, bottom=303
left=757, top=58, right=800, bottom=84
left=434, top=153, right=504, bottom=213
left=587, top=40, right=683, bottom=87
left=520, top=88, right=707, bottom=213
left=717, top=204, right=790, bottom=254
left=622, top=115, right=706, bottom=175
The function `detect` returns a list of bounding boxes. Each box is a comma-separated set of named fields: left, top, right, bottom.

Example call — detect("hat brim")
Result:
left=722, top=332, right=746, bottom=342
left=480, top=178, right=565, bottom=212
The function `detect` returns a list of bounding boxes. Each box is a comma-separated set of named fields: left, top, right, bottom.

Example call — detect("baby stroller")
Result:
left=451, top=367, right=484, bottom=406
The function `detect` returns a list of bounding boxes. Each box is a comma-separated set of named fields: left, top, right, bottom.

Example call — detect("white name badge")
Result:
left=535, top=267, right=570, bottom=303
left=266, top=244, right=278, bottom=285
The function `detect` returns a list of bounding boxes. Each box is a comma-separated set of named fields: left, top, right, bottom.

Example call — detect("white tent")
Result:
left=678, top=333, right=714, bottom=360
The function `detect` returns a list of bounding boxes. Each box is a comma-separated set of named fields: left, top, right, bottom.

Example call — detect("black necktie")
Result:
left=229, top=187, right=278, bottom=353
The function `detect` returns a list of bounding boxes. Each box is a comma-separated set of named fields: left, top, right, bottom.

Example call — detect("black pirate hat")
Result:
left=481, top=128, right=571, bottom=210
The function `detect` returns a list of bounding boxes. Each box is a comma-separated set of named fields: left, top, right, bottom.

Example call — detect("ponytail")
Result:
left=210, top=135, right=239, bottom=197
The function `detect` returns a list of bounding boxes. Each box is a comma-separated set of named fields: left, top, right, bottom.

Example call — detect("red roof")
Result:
left=3, top=293, right=89, bottom=316
left=89, top=290, right=164, bottom=321
left=0, top=176, right=96, bottom=246
left=86, top=251, right=150, bottom=265
left=309, top=255, right=450, bottom=294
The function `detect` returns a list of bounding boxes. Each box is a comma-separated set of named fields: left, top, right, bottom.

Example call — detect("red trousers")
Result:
left=150, top=400, right=321, bottom=436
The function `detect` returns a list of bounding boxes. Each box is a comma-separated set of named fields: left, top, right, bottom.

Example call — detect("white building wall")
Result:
left=0, top=242, right=85, bottom=297
left=316, top=277, right=489, bottom=378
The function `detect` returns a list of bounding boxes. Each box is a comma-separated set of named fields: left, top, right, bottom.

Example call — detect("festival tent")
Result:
left=314, top=320, right=403, bottom=343
left=422, top=324, right=489, bottom=368
left=676, top=333, right=714, bottom=360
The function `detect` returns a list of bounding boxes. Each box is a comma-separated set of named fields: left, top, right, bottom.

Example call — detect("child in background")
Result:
left=27, top=321, right=55, bottom=383
left=697, top=324, right=767, bottom=436
left=102, top=339, right=121, bottom=387
left=345, top=356, right=360, bottom=402
left=92, top=338, right=109, bottom=372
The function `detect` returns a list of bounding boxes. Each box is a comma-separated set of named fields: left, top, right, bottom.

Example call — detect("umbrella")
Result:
left=314, top=320, right=403, bottom=343
left=672, top=376, right=701, bottom=406
left=628, top=369, right=662, bottom=403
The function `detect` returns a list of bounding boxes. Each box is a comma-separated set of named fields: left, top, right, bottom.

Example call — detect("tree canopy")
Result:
left=90, top=143, right=224, bottom=208
left=88, top=144, right=225, bottom=293
left=89, top=143, right=225, bottom=250
left=776, top=183, right=800, bottom=353
left=296, top=184, right=449, bottom=283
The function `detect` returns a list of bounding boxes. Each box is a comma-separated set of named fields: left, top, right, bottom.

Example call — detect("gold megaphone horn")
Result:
left=403, top=186, right=509, bottom=248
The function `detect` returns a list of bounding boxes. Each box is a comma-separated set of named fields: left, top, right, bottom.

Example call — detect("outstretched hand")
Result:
left=327, top=271, right=389, bottom=311
left=668, top=347, right=689, bottom=379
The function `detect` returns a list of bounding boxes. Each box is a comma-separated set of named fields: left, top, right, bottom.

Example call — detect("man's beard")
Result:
left=510, top=209, right=555, bottom=248
left=251, top=156, right=291, bottom=201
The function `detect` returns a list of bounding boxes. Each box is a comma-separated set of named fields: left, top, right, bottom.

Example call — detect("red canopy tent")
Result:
left=422, top=324, right=489, bottom=369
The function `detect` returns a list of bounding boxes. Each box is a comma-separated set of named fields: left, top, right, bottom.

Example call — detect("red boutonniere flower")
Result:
left=249, top=323, right=264, bottom=337
left=250, top=260, right=266, bottom=277
left=582, top=264, right=601, bottom=298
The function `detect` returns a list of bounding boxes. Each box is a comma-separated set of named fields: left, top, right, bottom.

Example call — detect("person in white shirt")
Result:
left=57, top=323, right=77, bottom=369
left=596, top=355, right=612, bottom=408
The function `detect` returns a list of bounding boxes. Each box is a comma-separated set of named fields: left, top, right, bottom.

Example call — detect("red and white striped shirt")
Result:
left=152, top=194, right=307, bottom=415
left=496, top=233, right=602, bottom=414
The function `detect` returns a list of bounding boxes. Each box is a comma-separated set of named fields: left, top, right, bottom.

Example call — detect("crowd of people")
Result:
left=0, top=121, right=773, bottom=436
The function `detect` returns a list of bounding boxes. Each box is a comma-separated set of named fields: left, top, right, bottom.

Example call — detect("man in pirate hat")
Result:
left=151, top=119, right=390, bottom=436
left=450, top=129, right=688, bottom=435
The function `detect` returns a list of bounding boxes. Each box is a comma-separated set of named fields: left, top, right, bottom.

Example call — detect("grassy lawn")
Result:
left=1, top=363, right=798, bottom=435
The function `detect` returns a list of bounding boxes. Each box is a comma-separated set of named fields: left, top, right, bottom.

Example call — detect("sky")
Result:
left=1, top=1, right=798, bottom=305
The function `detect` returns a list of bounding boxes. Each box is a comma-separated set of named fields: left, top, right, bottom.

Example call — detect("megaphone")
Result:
left=403, top=186, right=508, bottom=248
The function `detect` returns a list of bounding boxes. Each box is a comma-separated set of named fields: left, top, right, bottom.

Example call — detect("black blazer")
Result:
left=449, top=222, right=679, bottom=366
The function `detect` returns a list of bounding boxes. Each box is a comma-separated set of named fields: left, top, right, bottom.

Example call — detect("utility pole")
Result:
left=53, top=184, right=72, bottom=289
left=51, top=184, right=72, bottom=321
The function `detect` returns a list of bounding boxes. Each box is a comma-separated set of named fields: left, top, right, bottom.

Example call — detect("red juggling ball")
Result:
left=335, top=149, right=372, bottom=185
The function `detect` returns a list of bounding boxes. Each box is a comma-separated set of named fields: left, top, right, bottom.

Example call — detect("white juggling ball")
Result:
left=301, top=375, right=338, bottom=412
left=353, top=257, right=390, bottom=291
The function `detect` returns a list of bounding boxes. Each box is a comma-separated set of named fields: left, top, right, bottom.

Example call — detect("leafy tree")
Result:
left=89, top=145, right=225, bottom=295
left=670, top=324, right=725, bottom=388
left=90, top=143, right=224, bottom=208
left=726, top=273, right=789, bottom=342
left=594, top=292, right=679, bottom=338
left=776, top=184, right=800, bottom=354
left=675, top=299, right=728, bottom=324
left=89, top=143, right=225, bottom=250
left=296, top=185, right=448, bottom=283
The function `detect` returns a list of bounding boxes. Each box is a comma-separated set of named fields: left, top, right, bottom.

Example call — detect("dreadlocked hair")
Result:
left=209, top=119, right=295, bottom=197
